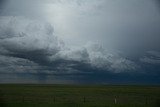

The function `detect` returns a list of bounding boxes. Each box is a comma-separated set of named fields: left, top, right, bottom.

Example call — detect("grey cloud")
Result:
left=0, top=55, right=40, bottom=74
left=0, top=0, right=160, bottom=84
left=0, top=16, right=63, bottom=73
left=85, top=42, right=138, bottom=72
left=0, top=16, right=138, bottom=74
left=140, top=51, right=160, bottom=64
left=0, top=16, right=62, bottom=53
left=147, top=51, right=160, bottom=58
left=1, top=0, right=160, bottom=52
left=54, top=42, right=138, bottom=73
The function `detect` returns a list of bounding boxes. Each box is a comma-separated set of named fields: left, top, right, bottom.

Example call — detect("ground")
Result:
left=0, top=84, right=160, bottom=107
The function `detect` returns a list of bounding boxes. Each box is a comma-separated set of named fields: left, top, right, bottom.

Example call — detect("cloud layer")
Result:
left=0, top=16, right=139, bottom=75
left=0, top=0, right=160, bottom=84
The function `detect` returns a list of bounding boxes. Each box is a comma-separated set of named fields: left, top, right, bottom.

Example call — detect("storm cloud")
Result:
left=0, top=0, right=160, bottom=84
left=0, top=16, right=137, bottom=74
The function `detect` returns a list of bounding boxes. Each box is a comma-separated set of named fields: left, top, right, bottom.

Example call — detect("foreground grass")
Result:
left=0, top=84, right=160, bottom=107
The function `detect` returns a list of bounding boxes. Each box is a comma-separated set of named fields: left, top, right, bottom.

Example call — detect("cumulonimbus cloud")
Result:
left=0, top=16, right=138, bottom=74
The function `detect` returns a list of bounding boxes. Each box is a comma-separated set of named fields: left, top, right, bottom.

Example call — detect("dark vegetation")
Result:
left=0, top=84, right=160, bottom=107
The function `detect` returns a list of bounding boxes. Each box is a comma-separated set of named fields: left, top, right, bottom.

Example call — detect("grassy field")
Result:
left=0, top=84, right=160, bottom=107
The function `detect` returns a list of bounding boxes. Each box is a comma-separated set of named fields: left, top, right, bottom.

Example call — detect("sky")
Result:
left=0, top=0, right=160, bottom=84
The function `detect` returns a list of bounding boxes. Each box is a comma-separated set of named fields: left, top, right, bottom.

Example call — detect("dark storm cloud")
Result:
left=0, top=16, right=138, bottom=76
left=0, top=16, right=86, bottom=74
left=154, top=0, right=160, bottom=8
left=0, top=0, right=6, bottom=6
left=0, top=0, right=160, bottom=84
left=0, top=15, right=159, bottom=84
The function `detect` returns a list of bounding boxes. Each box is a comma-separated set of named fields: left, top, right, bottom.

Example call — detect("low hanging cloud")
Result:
left=0, top=16, right=138, bottom=74
left=0, top=55, right=40, bottom=74
left=140, top=51, right=160, bottom=64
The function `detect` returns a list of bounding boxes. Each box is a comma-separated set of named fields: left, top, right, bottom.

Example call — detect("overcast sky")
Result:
left=0, top=0, right=160, bottom=84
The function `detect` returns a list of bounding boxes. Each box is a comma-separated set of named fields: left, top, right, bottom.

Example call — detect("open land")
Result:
left=0, top=84, right=160, bottom=107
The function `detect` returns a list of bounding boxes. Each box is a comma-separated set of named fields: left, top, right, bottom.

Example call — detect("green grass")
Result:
left=0, top=84, right=160, bottom=107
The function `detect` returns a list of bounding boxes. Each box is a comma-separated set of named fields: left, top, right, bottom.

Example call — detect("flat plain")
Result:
left=0, top=84, right=160, bottom=107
